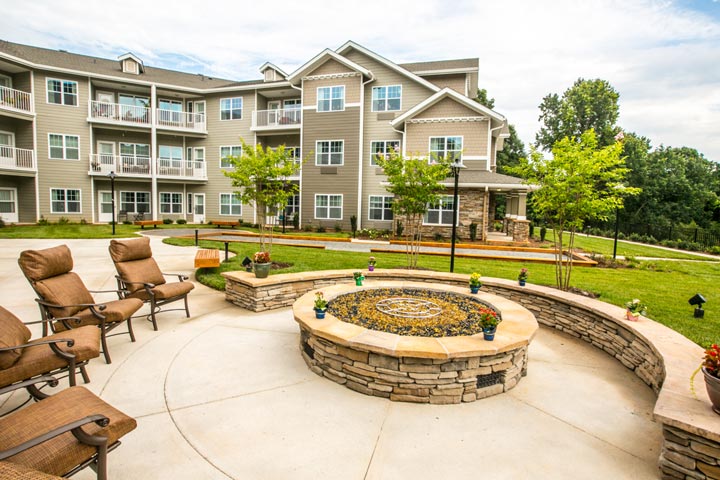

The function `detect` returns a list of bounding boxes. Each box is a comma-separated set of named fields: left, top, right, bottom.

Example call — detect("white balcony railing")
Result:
left=0, top=146, right=35, bottom=171
left=90, top=154, right=207, bottom=180
left=0, top=86, right=33, bottom=114
left=252, top=108, right=302, bottom=129
left=157, top=158, right=207, bottom=179
left=89, top=101, right=151, bottom=126
left=155, top=109, right=206, bottom=132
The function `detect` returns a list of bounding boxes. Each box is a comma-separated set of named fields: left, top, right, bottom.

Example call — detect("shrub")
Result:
left=469, top=223, right=478, bottom=242
left=628, top=233, right=642, bottom=242
left=529, top=223, right=534, bottom=238
left=350, top=215, right=357, bottom=237
left=493, top=221, right=503, bottom=232
left=709, top=246, right=720, bottom=255
left=433, top=232, right=444, bottom=242
left=0, top=218, right=5, bottom=228
left=660, top=239, right=678, bottom=248
left=687, top=242, right=702, bottom=251
left=163, top=218, right=173, bottom=225
left=57, top=216, right=70, bottom=225
left=123, top=221, right=132, bottom=225
left=617, top=232, right=626, bottom=240
left=396, top=220, right=404, bottom=237
left=303, top=223, right=313, bottom=232
left=177, top=219, right=187, bottom=225
left=79, top=218, right=88, bottom=225
left=540, top=226, right=547, bottom=242
left=316, top=226, right=326, bottom=233
left=334, top=223, right=342, bottom=232
left=293, top=213, right=300, bottom=230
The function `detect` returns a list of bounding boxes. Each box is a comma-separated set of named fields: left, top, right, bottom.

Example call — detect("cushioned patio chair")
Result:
left=18, top=245, right=142, bottom=364
left=0, top=305, right=99, bottom=395
left=109, top=237, right=194, bottom=331
left=0, top=376, right=137, bottom=480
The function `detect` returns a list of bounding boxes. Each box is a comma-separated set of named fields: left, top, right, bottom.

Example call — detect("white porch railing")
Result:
left=0, top=86, right=33, bottom=114
left=155, top=109, right=206, bottom=132
left=0, top=146, right=35, bottom=170
left=89, top=101, right=151, bottom=126
left=157, top=159, right=207, bottom=179
left=89, top=154, right=151, bottom=176
left=252, top=108, right=302, bottom=129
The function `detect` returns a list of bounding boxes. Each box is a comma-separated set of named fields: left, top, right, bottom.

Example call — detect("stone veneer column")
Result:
left=513, top=219, right=530, bottom=242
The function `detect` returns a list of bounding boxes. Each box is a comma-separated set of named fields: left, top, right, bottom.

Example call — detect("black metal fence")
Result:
left=590, top=222, right=720, bottom=248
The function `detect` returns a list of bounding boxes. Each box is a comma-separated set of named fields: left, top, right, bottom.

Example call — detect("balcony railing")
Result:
left=157, top=158, right=207, bottom=179
left=89, top=154, right=206, bottom=180
left=89, top=101, right=151, bottom=126
left=155, top=109, right=206, bottom=133
left=0, top=146, right=35, bottom=171
left=252, top=108, right=302, bottom=129
left=0, top=86, right=33, bottom=115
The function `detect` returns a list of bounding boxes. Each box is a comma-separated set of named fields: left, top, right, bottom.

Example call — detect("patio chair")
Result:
left=0, top=376, right=137, bottom=480
left=18, top=245, right=143, bottom=364
left=0, top=305, right=100, bottom=395
left=109, top=237, right=194, bottom=331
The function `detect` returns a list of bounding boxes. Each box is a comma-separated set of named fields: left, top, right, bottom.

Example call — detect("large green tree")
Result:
left=473, top=88, right=526, bottom=174
left=536, top=78, right=620, bottom=150
left=510, top=130, right=637, bottom=290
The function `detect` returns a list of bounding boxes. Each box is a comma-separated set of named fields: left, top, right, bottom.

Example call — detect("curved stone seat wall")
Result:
left=223, top=269, right=720, bottom=478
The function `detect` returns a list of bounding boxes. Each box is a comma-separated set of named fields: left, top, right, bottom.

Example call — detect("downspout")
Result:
left=289, top=81, right=303, bottom=228
left=488, top=121, right=504, bottom=172
left=31, top=70, right=40, bottom=222
left=357, top=72, right=375, bottom=231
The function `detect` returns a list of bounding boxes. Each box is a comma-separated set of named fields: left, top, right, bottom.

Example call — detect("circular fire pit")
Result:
left=293, top=281, right=538, bottom=404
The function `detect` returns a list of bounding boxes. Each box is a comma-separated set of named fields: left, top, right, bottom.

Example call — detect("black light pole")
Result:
left=613, top=205, right=620, bottom=259
left=108, top=171, right=117, bottom=235
left=449, top=158, right=465, bottom=272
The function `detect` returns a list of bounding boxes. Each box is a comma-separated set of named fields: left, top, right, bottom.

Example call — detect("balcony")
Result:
left=89, top=154, right=207, bottom=181
left=155, top=109, right=206, bottom=134
left=0, top=86, right=34, bottom=119
left=88, top=101, right=150, bottom=128
left=252, top=108, right=301, bottom=131
left=0, top=146, right=35, bottom=173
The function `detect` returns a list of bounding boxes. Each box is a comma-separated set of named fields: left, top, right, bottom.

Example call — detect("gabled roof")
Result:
left=286, top=48, right=371, bottom=84
left=118, top=52, right=144, bottom=68
left=259, top=62, right=287, bottom=77
left=391, top=87, right=506, bottom=128
left=442, top=170, right=532, bottom=190
left=399, top=58, right=478, bottom=75
left=336, top=41, right=440, bottom=93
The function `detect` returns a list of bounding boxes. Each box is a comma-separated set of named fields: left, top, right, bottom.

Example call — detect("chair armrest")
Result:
left=22, top=316, right=82, bottom=328
left=0, top=337, right=75, bottom=354
left=114, top=275, right=156, bottom=289
left=161, top=272, right=190, bottom=281
left=0, top=414, right=109, bottom=460
left=88, top=289, right=126, bottom=294
left=0, top=375, right=59, bottom=397
left=35, top=299, right=107, bottom=312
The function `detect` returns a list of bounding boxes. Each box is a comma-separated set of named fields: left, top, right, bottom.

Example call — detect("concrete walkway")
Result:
left=0, top=237, right=662, bottom=479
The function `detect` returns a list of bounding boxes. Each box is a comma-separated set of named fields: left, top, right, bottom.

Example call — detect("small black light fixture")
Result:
left=242, top=256, right=253, bottom=272
left=688, top=293, right=706, bottom=318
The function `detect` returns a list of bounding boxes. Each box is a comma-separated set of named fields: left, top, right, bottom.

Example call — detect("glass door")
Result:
left=0, top=131, right=14, bottom=167
left=267, top=100, right=281, bottom=126
left=0, top=188, right=18, bottom=223
left=98, top=191, right=113, bottom=222
left=194, top=193, right=205, bottom=223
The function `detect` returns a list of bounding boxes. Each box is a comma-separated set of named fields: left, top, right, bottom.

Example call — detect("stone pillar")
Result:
left=512, top=219, right=530, bottom=242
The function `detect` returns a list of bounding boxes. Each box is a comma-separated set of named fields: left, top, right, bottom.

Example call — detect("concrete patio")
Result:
left=0, top=237, right=662, bottom=479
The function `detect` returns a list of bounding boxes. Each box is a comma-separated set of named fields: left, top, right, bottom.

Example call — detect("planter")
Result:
left=703, top=367, right=720, bottom=415
left=470, top=286, right=480, bottom=294
left=625, top=309, right=640, bottom=322
left=355, top=279, right=364, bottom=286
left=253, top=262, right=272, bottom=279
left=519, top=280, right=526, bottom=286
left=368, top=265, right=375, bottom=271
left=314, top=309, right=326, bottom=319
left=483, top=326, right=496, bottom=341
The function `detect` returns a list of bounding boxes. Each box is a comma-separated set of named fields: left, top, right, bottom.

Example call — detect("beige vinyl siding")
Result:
left=34, top=70, right=92, bottom=220
left=0, top=117, right=33, bottom=150
left=310, top=59, right=354, bottom=77
left=304, top=76, right=361, bottom=107
left=426, top=74, right=467, bottom=95
left=406, top=121, right=489, bottom=167
left=0, top=176, right=36, bottom=223
left=414, top=97, right=480, bottom=119
left=468, top=72, right=478, bottom=95
left=13, top=71, right=32, bottom=96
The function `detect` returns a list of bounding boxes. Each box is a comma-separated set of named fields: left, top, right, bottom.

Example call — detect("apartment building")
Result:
left=0, top=39, right=530, bottom=240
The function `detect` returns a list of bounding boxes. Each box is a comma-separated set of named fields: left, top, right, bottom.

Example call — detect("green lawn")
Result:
left=169, top=237, right=719, bottom=349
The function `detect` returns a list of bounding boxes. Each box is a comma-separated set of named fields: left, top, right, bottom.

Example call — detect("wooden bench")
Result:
left=194, top=249, right=220, bottom=268
left=210, top=220, right=239, bottom=229
left=134, top=220, right=163, bottom=229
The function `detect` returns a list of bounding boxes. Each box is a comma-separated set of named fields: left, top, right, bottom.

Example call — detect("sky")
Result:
left=2, top=0, right=719, bottom=160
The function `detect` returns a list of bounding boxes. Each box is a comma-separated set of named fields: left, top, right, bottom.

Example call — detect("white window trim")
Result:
left=314, top=193, right=343, bottom=220
left=0, top=130, right=15, bottom=145
left=422, top=195, right=458, bottom=226
left=159, top=192, right=183, bottom=215
left=0, top=187, right=18, bottom=222
left=49, top=188, right=82, bottom=214
left=316, top=85, right=345, bottom=112
left=219, top=145, right=242, bottom=168
left=48, top=133, right=80, bottom=161
left=0, top=74, right=12, bottom=88
left=219, top=193, right=242, bottom=216
left=371, top=85, right=402, bottom=112
left=428, top=135, right=464, bottom=163
left=219, top=96, right=243, bottom=121
left=119, top=191, right=151, bottom=214
left=368, top=195, right=394, bottom=221
left=369, top=140, right=401, bottom=166
left=315, top=140, right=344, bottom=166
left=45, top=77, right=79, bottom=107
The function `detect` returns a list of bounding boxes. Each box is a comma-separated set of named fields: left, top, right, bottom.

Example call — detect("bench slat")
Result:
left=195, top=249, right=220, bottom=268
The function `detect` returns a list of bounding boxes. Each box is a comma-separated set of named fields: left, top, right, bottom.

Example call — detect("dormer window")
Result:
left=264, top=70, right=276, bottom=82
left=118, top=53, right=144, bottom=75
left=123, top=59, right=138, bottom=74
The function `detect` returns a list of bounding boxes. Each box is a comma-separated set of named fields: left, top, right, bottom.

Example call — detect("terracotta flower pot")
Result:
left=703, top=367, right=720, bottom=415
left=625, top=309, right=640, bottom=322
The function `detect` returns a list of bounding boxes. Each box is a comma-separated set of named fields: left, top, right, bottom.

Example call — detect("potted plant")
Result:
left=252, top=251, right=272, bottom=279
left=479, top=307, right=501, bottom=341
left=313, top=291, right=328, bottom=319
left=692, top=344, right=720, bottom=415
left=368, top=256, right=377, bottom=271
left=469, top=272, right=482, bottom=294
left=518, top=268, right=529, bottom=286
left=624, top=298, right=647, bottom=321
left=353, top=271, right=365, bottom=286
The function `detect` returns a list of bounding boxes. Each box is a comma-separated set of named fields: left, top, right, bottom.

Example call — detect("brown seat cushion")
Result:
left=18, top=245, right=74, bottom=282
left=127, top=281, right=194, bottom=302
left=108, top=237, right=153, bottom=263
left=114, top=258, right=166, bottom=293
left=0, top=327, right=100, bottom=388
left=32, top=273, right=95, bottom=319
left=0, top=461, right=62, bottom=479
left=0, top=307, right=32, bottom=370
left=0, top=386, right=137, bottom=477
left=54, top=299, right=143, bottom=332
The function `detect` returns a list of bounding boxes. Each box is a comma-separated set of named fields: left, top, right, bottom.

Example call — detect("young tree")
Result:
left=510, top=130, right=638, bottom=290
left=223, top=140, right=301, bottom=254
left=377, top=151, right=451, bottom=268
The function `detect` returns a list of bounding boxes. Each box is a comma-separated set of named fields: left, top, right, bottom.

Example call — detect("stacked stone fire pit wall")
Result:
left=223, top=269, right=720, bottom=478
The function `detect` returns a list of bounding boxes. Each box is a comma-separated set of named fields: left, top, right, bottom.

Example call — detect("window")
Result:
left=220, top=193, right=242, bottom=215
left=220, top=145, right=242, bottom=168
left=369, top=195, right=394, bottom=221
left=46, top=78, right=78, bottom=106
left=0, top=188, right=17, bottom=217
left=315, top=140, right=343, bottom=166
left=285, top=194, right=300, bottom=218
left=220, top=97, right=243, bottom=120
left=118, top=94, right=149, bottom=122
left=317, top=86, right=344, bottom=112
left=120, top=191, right=150, bottom=214
left=424, top=195, right=455, bottom=225
left=158, top=146, right=183, bottom=174
left=51, top=188, right=81, bottom=213
left=288, top=146, right=301, bottom=169
left=315, top=194, right=343, bottom=220
left=160, top=192, right=182, bottom=214
left=429, top=136, right=463, bottom=163
left=370, top=140, right=400, bottom=165
left=372, top=85, right=401, bottom=112
left=49, top=134, right=79, bottom=160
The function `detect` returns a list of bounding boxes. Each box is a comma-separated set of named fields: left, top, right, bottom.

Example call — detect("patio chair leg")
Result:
left=184, top=296, right=190, bottom=318
left=127, top=316, right=136, bottom=342
left=80, top=364, right=91, bottom=384
left=149, top=300, right=159, bottom=331
left=100, top=332, right=112, bottom=364
left=68, top=358, right=77, bottom=386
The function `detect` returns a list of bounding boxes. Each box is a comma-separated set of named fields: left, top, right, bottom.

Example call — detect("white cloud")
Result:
left=2, top=0, right=719, bottom=159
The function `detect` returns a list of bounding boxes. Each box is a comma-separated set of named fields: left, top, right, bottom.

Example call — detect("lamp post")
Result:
left=612, top=184, right=626, bottom=260
left=449, top=157, right=466, bottom=273
left=108, top=171, right=117, bottom=235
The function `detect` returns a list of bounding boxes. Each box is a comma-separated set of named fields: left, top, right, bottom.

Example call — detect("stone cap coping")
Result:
left=293, top=280, right=538, bottom=360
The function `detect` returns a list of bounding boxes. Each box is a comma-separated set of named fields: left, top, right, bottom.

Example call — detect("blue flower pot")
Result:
left=519, top=280, right=526, bottom=286
left=470, top=286, right=480, bottom=294
left=314, top=309, right=326, bottom=319
left=483, top=326, right=496, bottom=341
